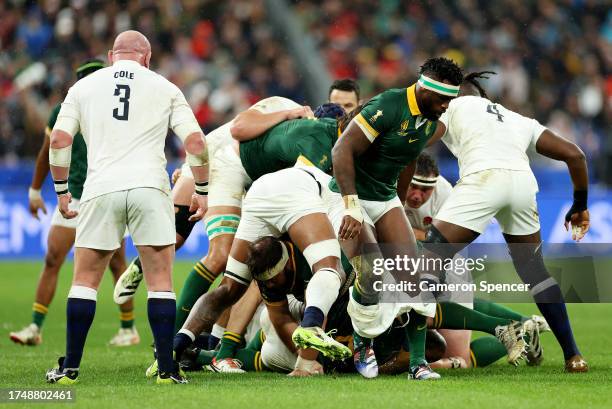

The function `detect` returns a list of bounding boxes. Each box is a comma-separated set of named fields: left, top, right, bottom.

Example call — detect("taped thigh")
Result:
left=206, top=214, right=241, bottom=240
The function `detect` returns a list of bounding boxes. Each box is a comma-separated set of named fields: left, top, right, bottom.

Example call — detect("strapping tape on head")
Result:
left=418, top=74, right=460, bottom=97
left=411, top=174, right=438, bottom=187
left=253, top=241, right=289, bottom=281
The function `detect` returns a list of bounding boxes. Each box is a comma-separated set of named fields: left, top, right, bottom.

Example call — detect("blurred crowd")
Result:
left=295, top=0, right=611, bottom=180
left=1, top=0, right=610, bottom=183
left=0, top=0, right=305, bottom=162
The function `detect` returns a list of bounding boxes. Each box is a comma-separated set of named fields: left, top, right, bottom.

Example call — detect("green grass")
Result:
left=0, top=261, right=611, bottom=409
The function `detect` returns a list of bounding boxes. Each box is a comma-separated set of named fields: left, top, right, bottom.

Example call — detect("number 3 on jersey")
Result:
left=113, top=84, right=130, bottom=121
left=486, top=103, right=504, bottom=123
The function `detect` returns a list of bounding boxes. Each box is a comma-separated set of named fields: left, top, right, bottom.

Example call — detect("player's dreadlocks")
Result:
left=419, top=57, right=463, bottom=86
left=337, top=104, right=363, bottom=133
left=464, top=71, right=496, bottom=99
left=415, top=152, right=439, bottom=177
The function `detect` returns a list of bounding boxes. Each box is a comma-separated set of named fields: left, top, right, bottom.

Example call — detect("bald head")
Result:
left=109, top=30, right=152, bottom=68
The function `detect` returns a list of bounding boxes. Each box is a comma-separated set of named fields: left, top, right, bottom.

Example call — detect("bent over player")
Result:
left=45, top=30, right=208, bottom=385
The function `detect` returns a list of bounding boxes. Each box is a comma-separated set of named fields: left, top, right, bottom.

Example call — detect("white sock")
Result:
left=211, top=323, right=225, bottom=339
left=305, top=268, right=341, bottom=316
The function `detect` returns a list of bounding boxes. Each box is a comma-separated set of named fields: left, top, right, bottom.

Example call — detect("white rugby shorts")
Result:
left=75, top=188, right=174, bottom=250
left=435, top=169, right=540, bottom=236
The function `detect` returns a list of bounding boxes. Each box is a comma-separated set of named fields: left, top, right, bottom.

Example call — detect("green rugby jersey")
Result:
left=47, top=103, right=87, bottom=200
left=329, top=84, right=438, bottom=201
left=239, top=117, right=337, bottom=182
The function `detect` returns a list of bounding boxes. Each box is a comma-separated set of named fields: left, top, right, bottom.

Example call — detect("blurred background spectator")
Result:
left=1, top=0, right=609, bottom=185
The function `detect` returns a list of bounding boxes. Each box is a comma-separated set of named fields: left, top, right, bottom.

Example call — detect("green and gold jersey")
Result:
left=256, top=241, right=354, bottom=306
left=239, top=117, right=338, bottom=182
left=47, top=103, right=88, bottom=200
left=329, top=84, right=438, bottom=201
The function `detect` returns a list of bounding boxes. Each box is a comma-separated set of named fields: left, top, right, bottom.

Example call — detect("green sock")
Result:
left=216, top=331, right=244, bottom=360
left=245, top=329, right=265, bottom=351
left=32, top=303, right=48, bottom=328
left=470, top=336, right=508, bottom=367
left=473, top=299, right=527, bottom=322
left=235, top=348, right=264, bottom=371
left=433, top=302, right=512, bottom=335
left=120, top=311, right=134, bottom=329
left=405, top=311, right=427, bottom=369
left=174, top=261, right=216, bottom=332
left=196, top=349, right=217, bottom=366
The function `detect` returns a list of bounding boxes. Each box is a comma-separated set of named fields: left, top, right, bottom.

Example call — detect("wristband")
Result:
left=343, top=194, right=363, bottom=224
left=194, top=181, right=209, bottom=196
left=295, top=356, right=320, bottom=373
left=53, top=179, right=69, bottom=196
left=564, top=190, right=588, bottom=222
left=28, top=187, right=42, bottom=201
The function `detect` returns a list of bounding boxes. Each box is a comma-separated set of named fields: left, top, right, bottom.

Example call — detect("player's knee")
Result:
left=44, top=247, right=66, bottom=270
left=303, top=239, right=341, bottom=269
left=175, top=205, right=197, bottom=241
left=425, top=329, right=447, bottom=363
left=108, top=253, right=126, bottom=275
left=508, top=243, right=550, bottom=287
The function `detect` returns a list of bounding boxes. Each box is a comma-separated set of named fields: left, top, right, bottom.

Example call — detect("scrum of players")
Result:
left=10, top=30, right=590, bottom=384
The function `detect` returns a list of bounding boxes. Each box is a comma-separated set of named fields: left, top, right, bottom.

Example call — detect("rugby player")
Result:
left=9, top=60, right=138, bottom=348
left=114, top=97, right=315, bottom=333
left=329, top=78, right=360, bottom=114
left=45, top=30, right=208, bottom=385
left=149, top=165, right=354, bottom=378
left=331, top=57, right=463, bottom=380
left=424, top=71, right=589, bottom=372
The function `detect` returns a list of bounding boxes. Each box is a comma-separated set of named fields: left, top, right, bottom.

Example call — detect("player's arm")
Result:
left=29, top=130, right=51, bottom=220
left=397, top=161, right=416, bottom=204
left=535, top=129, right=589, bottom=241
left=170, top=89, right=210, bottom=221
left=331, top=121, right=371, bottom=240
left=266, top=300, right=299, bottom=354
left=230, top=105, right=314, bottom=142
left=426, top=121, right=447, bottom=147
left=49, top=88, right=79, bottom=219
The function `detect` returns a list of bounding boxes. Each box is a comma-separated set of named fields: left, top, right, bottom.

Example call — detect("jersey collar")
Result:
left=407, top=84, right=422, bottom=117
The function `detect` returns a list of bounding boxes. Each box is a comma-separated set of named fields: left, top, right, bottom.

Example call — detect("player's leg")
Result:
left=127, top=187, right=186, bottom=384
left=375, top=206, right=438, bottom=380
left=46, top=192, right=126, bottom=384
left=209, top=309, right=230, bottom=350
left=108, top=240, right=139, bottom=346
left=170, top=238, right=252, bottom=366
left=175, top=209, right=239, bottom=332
left=436, top=329, right=472, bottom=365
left=431, top=302, right=527, bottom=365
left=504, top=230, right=586, bottom=371
left=10, top=224, right=74, bottom=346
left=288, top=213, right=352, bottom=361
left=113, top=171, right=197, bottom=304
left=214, top=282, right=262, bottom=371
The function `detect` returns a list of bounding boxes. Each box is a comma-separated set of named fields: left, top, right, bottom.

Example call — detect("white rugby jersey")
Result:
left=56, top=59, right=199, bottom=202
left=439, top=96, right=547, bottom=179
left=405, top=176, right=453, bottom=230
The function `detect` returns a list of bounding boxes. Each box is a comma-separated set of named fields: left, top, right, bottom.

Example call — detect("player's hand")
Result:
left=288, top=359, right=323, bottom=377
left=338, top=215, right=362, bottom=241
left=564, top=209, right=590, bottom=242
left=338, top=195, right=363, bottom=240
left=171, top=168, right=182, bottom=185
left=28, top=188, right=47, bottom=220
left=286, top=106, right=314, bottom=120
left=188, top=193, right=208, bottom=222
left=58, top=193, right=78, bottom=219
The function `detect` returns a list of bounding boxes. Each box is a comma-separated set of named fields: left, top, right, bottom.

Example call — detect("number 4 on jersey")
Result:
left=113, top=84, right=130, bottom=121
left=486, top=103, right=504, bottom=122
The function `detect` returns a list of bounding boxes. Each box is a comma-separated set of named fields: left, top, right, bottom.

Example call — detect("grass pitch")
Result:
left=0, top=261, right=611, bottom=409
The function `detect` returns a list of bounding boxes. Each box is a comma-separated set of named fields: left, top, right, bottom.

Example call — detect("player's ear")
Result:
left=107, top=50, right=114, bottom=65
left=144, top=51, right=152, bottom=68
